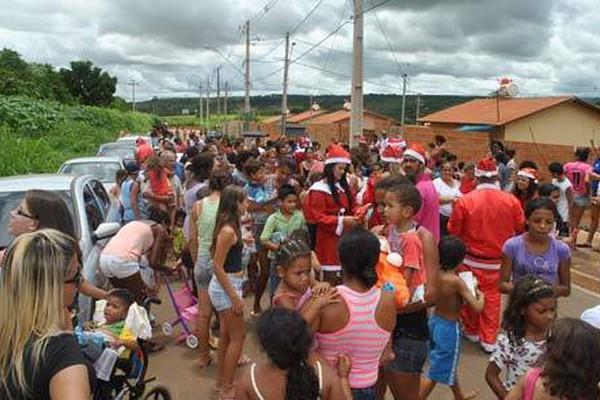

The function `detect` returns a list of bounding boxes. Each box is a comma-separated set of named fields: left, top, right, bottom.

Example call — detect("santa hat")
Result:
left=381, top=146, right=402, bottom=163
left=475, top=158, right=498, bottom=178
left=517, top=168, right=539, bottom=183
left=325, top=144, right=351, bottom=165
left=402, top=144, right=426, bottom=164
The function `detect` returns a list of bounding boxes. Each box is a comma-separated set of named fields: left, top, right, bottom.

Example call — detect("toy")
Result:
left=375, top=237, right=410, bottom=310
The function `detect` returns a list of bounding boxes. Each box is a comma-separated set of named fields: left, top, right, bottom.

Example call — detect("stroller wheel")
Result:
left=143, top=385, right=172, bottom=400
left=161, top=322, right=173, bottom=336
left=186, top=335, right=199, bottom=349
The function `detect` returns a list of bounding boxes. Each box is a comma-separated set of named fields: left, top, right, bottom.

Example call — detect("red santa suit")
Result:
left=304, top=145, right=354, bottom=272
left=448, top=159, right=525, bottom=349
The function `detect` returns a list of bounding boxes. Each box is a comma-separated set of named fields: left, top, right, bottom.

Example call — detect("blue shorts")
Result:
left=387, top=335, right=428, bottom=374
left=573, top=194, right=590, bottom=208
left=268, top=259, right=280, bottom=300
left=194, top=252, right=213, bottom=289
left=208, top=275, right=244, bottom=312
left=351, top=386, right=376, bottom=400
left=426, top=314, right=461, bottom=385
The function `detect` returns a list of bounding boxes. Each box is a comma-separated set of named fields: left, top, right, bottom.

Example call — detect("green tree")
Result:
left=60, top=60, right=117, bottom=107
left=0, top=48, right=35, bottom=97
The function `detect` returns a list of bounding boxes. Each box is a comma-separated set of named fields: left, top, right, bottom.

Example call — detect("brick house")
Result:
left=303, top=109, right=397, bottom=145
left=409, top=96, right=600, bottom=181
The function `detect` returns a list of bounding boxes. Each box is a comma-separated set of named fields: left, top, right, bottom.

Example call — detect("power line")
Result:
left=361, top=0, right=393, bottom=16
left=250, top=0, right=281, bottom=22
left=290, top=0, right=325, bottom=35
left=373, top=8, right=403, bottom=75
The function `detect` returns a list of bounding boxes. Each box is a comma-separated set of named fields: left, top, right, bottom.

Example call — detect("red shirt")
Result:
left=460, top=176, right=476, bottom=194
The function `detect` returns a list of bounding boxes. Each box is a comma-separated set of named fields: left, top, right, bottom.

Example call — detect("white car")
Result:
left=0, top=174, right=121, bottom=320
left=57, top=156, right=124, bottom=193
left=117, top=135, right=151, bottom=146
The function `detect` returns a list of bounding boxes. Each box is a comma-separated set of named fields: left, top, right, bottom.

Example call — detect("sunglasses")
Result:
left=65, top=265, right=83, bottom=286
left=15, top=208, right=37, bottom=219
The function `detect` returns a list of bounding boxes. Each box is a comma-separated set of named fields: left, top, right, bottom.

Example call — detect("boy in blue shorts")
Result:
left=420, top=236, right=484, bottom=400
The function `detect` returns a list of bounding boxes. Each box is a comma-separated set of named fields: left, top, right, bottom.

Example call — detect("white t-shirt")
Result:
left=581, top=304, right=600, bottom=329
left=433, top=177, right=462, bottom=217
left=490, top=332, right=546, bottom=391
left=552, top=177, right=572, bottom=223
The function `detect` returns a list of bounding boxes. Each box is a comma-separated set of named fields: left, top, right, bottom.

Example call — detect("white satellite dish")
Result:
left=311, top=102, right=320, bottom=111
left=343, top=101, right=352, bottom=111
left=506, top=83, right=519, bottom=97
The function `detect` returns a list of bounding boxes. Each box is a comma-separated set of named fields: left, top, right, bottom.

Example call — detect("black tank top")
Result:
left=223, top=239, right=243, bottom=273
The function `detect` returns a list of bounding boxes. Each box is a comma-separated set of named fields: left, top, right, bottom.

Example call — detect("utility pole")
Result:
left=224, top=81, right=229, bottom=135
left=206, top=76, right=210, bottom=123
left=216, top=66, right=221, bottom=115
left=244, top=20, right=251, bottom=131
left=281, top=32, right=291, bottom=137
left=415, top=92, right=421, bottom=124
left=400, top=73, right=408, bottom=126
left=128, top=80, right=139, bottom=111
left=349, top=0, right=364, bottom=147
left=198, top=82, right=203, bottom=121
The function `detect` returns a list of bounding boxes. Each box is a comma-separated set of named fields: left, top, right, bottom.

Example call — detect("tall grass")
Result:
left=0, top=96, right=159, bottom=176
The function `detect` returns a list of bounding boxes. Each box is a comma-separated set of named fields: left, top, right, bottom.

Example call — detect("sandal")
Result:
left=209, top=336, right=219, bottom=350
left=578, top=242, right=592, bottom=248
left=250, top=310, right=261, bottom=318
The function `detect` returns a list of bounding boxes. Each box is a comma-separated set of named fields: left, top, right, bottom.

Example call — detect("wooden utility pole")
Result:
left=281, top=32, right=291, bottom=137
left=349, top=0, right=364, bottom=147
left=216, top=66, right=221, bottom=115
left=198, top=82, right=203, bottom=121
left=400, top=73, right=408, bottom=126
left=244, top=20, right=251, bottom=131
left=224, top=81, right=229, bottom=135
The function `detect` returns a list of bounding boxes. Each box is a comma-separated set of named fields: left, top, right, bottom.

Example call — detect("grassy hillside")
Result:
left=0, top=96, right=159, bottom=176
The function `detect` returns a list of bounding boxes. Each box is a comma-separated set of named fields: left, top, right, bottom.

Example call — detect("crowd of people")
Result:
left=1, top=125, right=600, bottom=400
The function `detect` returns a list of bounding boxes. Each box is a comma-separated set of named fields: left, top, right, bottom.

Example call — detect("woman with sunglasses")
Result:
left=0, top=229, right=95, bottom=399
left=2, top=189, right=107, bottom=301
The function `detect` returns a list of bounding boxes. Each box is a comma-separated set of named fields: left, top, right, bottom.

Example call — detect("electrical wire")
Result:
left=373, top=8, right=403, bottom=75
left=290, top=0, right=325, bottom=35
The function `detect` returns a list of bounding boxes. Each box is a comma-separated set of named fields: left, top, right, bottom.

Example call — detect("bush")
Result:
left=0, top=96, right=159, bottom=176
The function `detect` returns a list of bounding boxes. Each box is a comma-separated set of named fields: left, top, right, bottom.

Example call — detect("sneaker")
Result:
left=463, top=333, right=480, bottom=343
left=481, top=342, right=496, bottom=354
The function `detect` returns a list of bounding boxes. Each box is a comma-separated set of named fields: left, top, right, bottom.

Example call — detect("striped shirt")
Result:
left=316, top=285, right=391, bottom=389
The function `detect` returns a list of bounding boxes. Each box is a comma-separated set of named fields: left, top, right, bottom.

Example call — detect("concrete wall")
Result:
left=505, top=102, right=600, bottom=146
left=305, top=115, right=396, bottom=144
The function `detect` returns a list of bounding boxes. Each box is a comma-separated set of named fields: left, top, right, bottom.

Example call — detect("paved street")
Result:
left=145, top=248, right=599, bottom=400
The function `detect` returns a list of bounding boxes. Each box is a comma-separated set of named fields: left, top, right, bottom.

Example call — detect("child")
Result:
left=563, top=147, right=592, bottom=247
left=244, top=158, right=277, bottom=316
left=459, top=162, right=477, bottom=194
left=95, top=289, right=136, bottom=351
left=271, top=233, right=335, bottom=328
left=498, top=197, right=571, bottom=298
left=207, top=185, right=249, bottom=399
left=235, top=308, right=349, bottom=400
left=382, top=182, right=429, bottom=400
left=505, top=318, right=600, bottom=400
left=420, top=236, right=484, bottom=400
left=548, top=162, right=573, bottom=237
left=485, top=275, right=557, bottom=398
left=260, top=184, right=308, bottom=298
left=172, top=209, right=187, bottom=258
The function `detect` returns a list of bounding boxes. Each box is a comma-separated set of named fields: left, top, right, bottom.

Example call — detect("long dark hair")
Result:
left=274, top=230, right=312, bottom=269
left=513, top=176, right=538, bottom=203
left=256, top=308, right=319, bottom=400
left=501, top=275, right=555, bottom=343
left=338, top=227, right=379, bottom=287
left=25, top=190, right=76, bottom=239
left=542, top=318, right=600, bottom=400
left=187, top=152, right=214, bottom=182
left=210, top=185, right=245, bottom=256
left=324, top=163, right=353, bottom=212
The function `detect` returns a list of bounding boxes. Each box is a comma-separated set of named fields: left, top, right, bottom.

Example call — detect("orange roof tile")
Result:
left=287, top=109, right=327, bottom=123
left=306, top=109, right=398, bottom=125
left=260, top=115, right=287, bottom=125
left=418, top=96, right=593, bottom=126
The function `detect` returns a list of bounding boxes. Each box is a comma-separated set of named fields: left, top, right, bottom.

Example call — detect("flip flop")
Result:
left=250, top=310, right=261, bottom=318
left=578, top=243, right=592, bottom=248
left=209, top=336, right=219, bottom=350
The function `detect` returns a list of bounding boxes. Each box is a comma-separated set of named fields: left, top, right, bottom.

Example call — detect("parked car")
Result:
left=58, top=156, right=124, bottom=192
left=97, top=141, right=136, bottom=165
left=0, top=174, right=121, bottom=320
left=116, top=134, right=151, bottom=146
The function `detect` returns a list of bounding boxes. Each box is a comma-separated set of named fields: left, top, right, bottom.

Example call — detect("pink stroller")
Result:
left=160, top=270, right=199, bottom=349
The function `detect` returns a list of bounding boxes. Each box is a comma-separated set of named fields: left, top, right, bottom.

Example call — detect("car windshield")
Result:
left=98, top=146, right=134, bottom=159
left=0, top=190, right=74, bottom=249
left=60, top=162, right=121, bottom=183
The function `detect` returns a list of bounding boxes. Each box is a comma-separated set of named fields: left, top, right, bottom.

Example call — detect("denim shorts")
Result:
left=268, top=259, right=280, bottom=299
left=194, top=252, right=213, bottom=289
left=387, top=335, right=428, bottom=374
left=351, top=386, right=376, bottom=400
left=573, top=194, right=590, bottom=208
left=208, top=274, right=244, bottom=312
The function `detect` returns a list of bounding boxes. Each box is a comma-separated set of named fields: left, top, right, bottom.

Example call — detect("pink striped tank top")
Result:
left=315, top=285, right=391, bottom=389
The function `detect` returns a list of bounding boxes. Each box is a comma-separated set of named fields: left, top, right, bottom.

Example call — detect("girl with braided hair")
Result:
left=235, top=308, right=348, bottom=400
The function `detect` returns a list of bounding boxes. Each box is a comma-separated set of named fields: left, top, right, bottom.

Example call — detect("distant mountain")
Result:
left=135, top=94, right=482, bottom=124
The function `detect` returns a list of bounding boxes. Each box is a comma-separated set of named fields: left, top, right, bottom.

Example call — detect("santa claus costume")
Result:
left=448, top=158, right=525, bottom=352
left=304, top=145, right=355, bottom=284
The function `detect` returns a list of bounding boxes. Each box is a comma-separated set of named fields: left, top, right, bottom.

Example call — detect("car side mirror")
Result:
left=92, top=222, right=121, bottom=243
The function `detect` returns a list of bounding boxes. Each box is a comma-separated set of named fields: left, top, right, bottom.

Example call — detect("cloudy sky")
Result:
left=2, top=0, right=599, bottom=102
